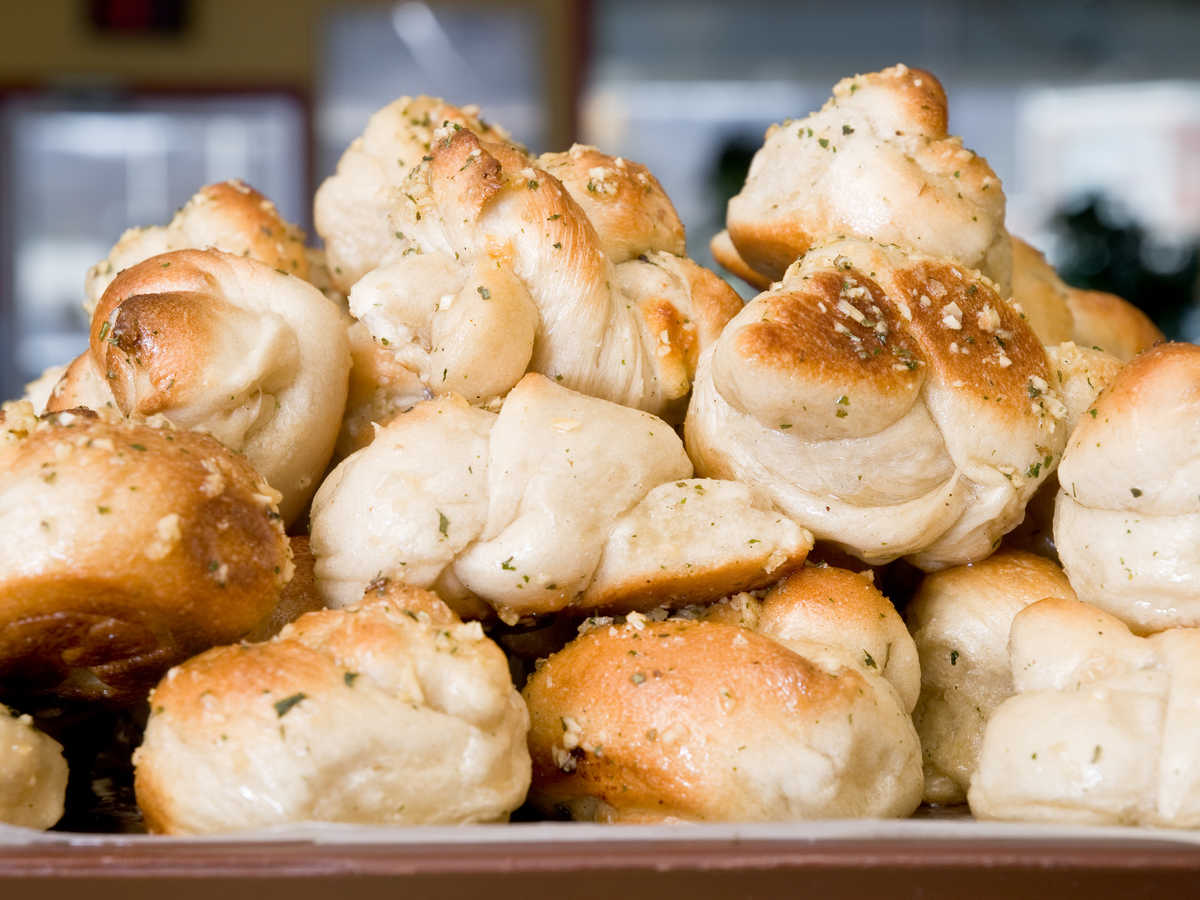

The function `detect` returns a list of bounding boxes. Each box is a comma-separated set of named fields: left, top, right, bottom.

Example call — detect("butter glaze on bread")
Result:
left=523, top=613, right=921, bottom=822
left=0, top=403, right=291, bottom=702
left=134, top=585, right=530, bottom=834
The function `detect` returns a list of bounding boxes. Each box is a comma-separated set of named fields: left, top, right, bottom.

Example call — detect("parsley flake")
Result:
left=273, top=693, right=306, bottom=717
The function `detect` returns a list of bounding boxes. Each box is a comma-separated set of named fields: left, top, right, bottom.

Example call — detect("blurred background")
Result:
left=1, top=0, right=1198, bottom=398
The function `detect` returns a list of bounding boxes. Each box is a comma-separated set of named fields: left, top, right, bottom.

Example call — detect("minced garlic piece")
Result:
left=144, top=513, right=182, bottom=560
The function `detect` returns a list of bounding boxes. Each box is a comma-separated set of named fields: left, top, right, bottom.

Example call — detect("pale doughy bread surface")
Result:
left=906, top=551, right=1076, bottom=804
left=1054, top=343, right=1200, bottom=632
left=310, top=374, right=812, bottom=621
left=970, top=597, right=1200, bottom=827
left=685, top=238, right=1066, bottom=570
left=319, top=101, right=740, bottom=424
left=0, top=705, right=68, bottom=830
left=314, top=96, right=516, bottom=293
left=134, top=586, right=530, bottom=834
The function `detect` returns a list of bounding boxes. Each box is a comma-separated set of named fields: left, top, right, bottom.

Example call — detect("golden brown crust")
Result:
left=672, top=256, right=744, bottom=352
left=688, top=238, right=1063, bottom=569
left=717, top=241, right=1053, bottom=436
left=0, top=412, right=290, bottom=703
left=71, top=247, right=351, bottom=524
left=1065, top=288, right=1163, bottom=362
left=1009, top=236, right=1075, bottom=345
left=733, top=268, right=925, bottom=407
left=524, top=619, right=866, bottom=821
left=85, top=180, right=308, bottom=315
left=760, top=565, right=896, bottom=638
left=580, top=543, right=808, bottom=613
left=537, top=144, right=686, bottom=262
left=891, top=258, right=1048, bottom=406
left=710, top=229, right=772, bottom=290
left=357, top=576, right=460, bottom=626
left=183, top=180, right=309, bottom=279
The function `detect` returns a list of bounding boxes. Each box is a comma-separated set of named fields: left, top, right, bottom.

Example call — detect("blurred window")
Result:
left=584, top=0, right=1200, bottom=324
left=317, top=2, right=547, bottom=180
left=0, top=92, right=306, bottom=398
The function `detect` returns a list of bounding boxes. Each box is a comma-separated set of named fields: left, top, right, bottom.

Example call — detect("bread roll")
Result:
left=686, top=238, right=1066, bottom=570
left=905, top=551, right=1076, bottom=804
left=714, top=64, right=1010, bottom=294
left=311, top=374, right=812, bottom=622
left=1055, top=343, right=1200, bottom=632
left=50, top=249, right=351, bottom=523
left=19, top=365, right=67, bottom=414
left=1065, top=288, right=1163, bottom=363
left=970, top=597, right=1200, bottom=827
left=0, top=705, right=68, bottom=829
left=522, top=614, right=922, bottom=822
left=687, top=564, right=919, bottom=712
left=318, top=102, right=741, bottom=424
left=133, top=585, right=530, bottom=834
left=84, top=180, right=309, bottom=316
left=314, top=96, right=517, bottom=293
left=1002, top=342, right=1123, bottom=559
left=45, top=353, right=117, bottom=417
left=0, top=403, right=291, bottom=702
left=1009, top=236, right=1075, bottom=345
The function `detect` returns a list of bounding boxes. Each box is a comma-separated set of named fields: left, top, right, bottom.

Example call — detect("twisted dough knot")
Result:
left=134, top=585, right=530, bottom=834
left=310, top=374, right=812, bottom=623
left=686, top=239, right=1066, bottom=570
left=906, top=550, right=1077, bottom=805
left=0, top=404, right=291, bottom=703
left=971, top=597, right=1200, bottom=827
left=52, top=249, right=350, bottom=523
left=522, top=565, right=922, bottom=823
left=1054, top=343, right=1200, bottom=632
left=714, top=64, right=1010, bottom=294
left=314, top=96, right=515, bottom=293
left=84, top=180, right=309, bottom=316
left=316, top=98, right=740, bottom=432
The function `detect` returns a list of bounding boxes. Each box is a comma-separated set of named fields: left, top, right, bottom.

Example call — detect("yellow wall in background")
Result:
left=0, top=0, right=579, bottom=145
